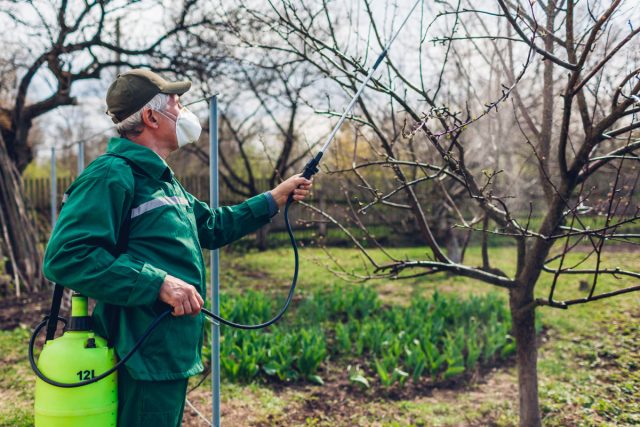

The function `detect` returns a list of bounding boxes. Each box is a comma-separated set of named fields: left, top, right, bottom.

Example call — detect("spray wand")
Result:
left=30, top=0, right=423, bottom=386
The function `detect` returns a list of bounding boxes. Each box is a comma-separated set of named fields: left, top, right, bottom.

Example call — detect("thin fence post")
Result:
left=50, top=147, right=57, bottom=227
left=209, top=95, right=221, bottom=427
left=77, top=141, right=85, bottom=174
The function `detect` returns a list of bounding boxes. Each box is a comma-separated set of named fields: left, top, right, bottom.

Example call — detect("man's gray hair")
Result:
left=116, top=93, right=170, bottom=136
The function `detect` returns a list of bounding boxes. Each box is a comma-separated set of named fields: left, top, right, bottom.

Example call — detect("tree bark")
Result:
left=509, top=287, right=541, bottom=427
left=256, top=222, right=271, bottom=251
left=318, top=195, right=327, bottom=238
left=0, top=132, right=44, bottom=293
left=445, top=231, right=462, bottom=264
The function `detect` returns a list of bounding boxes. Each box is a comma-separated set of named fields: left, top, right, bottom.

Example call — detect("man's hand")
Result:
left=270, top=174, right=313, bottom=209
left=159, top=275, right=204, bottom=316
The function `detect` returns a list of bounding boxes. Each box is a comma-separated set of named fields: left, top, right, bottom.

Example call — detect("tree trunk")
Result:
left=318, top=195, right=327, bottom=238
left=256, top=222, right=271, bottom=251
left=445, top=231, right=462, bottom=263
left=509, top=287, right=541, bottom=427
left=0, top=132, right=44, bottom=293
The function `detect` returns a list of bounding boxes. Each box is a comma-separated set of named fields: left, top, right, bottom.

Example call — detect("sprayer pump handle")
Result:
left=287, top=152, right=323, bottom=204
left=301, top=152, right=323, bottom=180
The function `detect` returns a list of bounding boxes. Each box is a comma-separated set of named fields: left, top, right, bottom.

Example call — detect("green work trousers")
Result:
left=117, top=367, right=188, bottom=427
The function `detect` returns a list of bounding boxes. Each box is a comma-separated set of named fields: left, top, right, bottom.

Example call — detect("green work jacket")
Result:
left=43, top=137, right=273, bottom=381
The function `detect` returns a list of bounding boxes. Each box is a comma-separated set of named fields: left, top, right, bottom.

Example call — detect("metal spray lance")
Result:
left=299, top=0, right=423, bottom=180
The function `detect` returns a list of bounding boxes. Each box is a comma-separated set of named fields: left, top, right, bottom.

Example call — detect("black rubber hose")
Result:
left=29, top=198, right=300, bottom=387
left=29, top=311, right=171, bottom=388
left=200, top=197, right=299, bottom=329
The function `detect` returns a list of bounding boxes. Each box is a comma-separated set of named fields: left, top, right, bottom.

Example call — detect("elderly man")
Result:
left=43, top=69, right=312, bottom=426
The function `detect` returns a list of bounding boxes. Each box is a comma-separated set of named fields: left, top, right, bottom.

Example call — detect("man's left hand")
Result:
left=270, top=174, right=313, bottom=209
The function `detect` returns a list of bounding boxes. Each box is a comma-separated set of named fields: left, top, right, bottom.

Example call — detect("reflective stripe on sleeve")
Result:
left=131, top=196, right=189, bottom=219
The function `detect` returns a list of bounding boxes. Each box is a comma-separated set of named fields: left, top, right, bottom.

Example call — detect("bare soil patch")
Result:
left=180, top=330, right=552, bottom=426
left=181, top=363, right=520, bottom=427
left=0, top=290, right=54, bottom=331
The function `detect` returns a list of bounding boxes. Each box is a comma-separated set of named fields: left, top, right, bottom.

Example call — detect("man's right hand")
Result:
left=158, top=275, right=204, bottom=316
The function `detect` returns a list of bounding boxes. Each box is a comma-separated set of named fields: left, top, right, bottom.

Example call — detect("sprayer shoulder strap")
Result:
left=45, top=154, right=138, bottom=341
left=101, top=153, right=142, bottom=250
left=97, top=152, right=146, bottom=346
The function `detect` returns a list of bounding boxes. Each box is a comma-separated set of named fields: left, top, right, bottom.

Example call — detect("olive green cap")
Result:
left=106, top=69, right=191, bottom=123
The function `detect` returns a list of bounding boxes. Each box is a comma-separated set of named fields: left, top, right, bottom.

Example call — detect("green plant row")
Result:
left=204, top=286, right=532, bottom=388
left=321, top=287, right=521, bottom=387
left=202, top=291, right=328, bottom=384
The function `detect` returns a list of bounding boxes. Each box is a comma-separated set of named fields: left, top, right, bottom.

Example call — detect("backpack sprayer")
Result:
left=29, top=1, right=422, bottom=425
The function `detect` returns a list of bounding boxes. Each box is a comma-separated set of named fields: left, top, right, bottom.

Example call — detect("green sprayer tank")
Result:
left=34, top=293, right=117, bottom=426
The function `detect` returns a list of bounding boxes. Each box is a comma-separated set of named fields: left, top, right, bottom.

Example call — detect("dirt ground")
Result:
left=0, top=291, right=54, bottom=331
left=180, top=364, right=520, bottom=427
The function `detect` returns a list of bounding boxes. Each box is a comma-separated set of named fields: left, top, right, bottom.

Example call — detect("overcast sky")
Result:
left=2, top=0, right=638, bottom=162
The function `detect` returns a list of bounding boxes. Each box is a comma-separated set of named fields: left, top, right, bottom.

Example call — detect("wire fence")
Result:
left=22, top=175, right=421, bottom=246
left=29, top=174, right=618, bottom=250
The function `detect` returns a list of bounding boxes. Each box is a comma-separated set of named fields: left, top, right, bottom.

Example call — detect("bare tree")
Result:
left=173, top=24, right=322, bottom=248
left=0, top=0, right=209, bottom=292
left=226, top=0, right=640, bottom=425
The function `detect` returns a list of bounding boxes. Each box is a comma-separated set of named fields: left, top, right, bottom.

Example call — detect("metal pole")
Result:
left=209, top=95, right=221, bottom=427
left=50, top=147, right=57, bottom=227
left=77, top=141, right=85, bottom=174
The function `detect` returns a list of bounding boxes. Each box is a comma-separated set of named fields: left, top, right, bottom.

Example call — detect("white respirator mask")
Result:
left=158, top=107, right=202, bottom=147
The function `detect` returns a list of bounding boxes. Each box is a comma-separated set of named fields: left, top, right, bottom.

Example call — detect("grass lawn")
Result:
left=1, top=244, right=638, bottom=426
